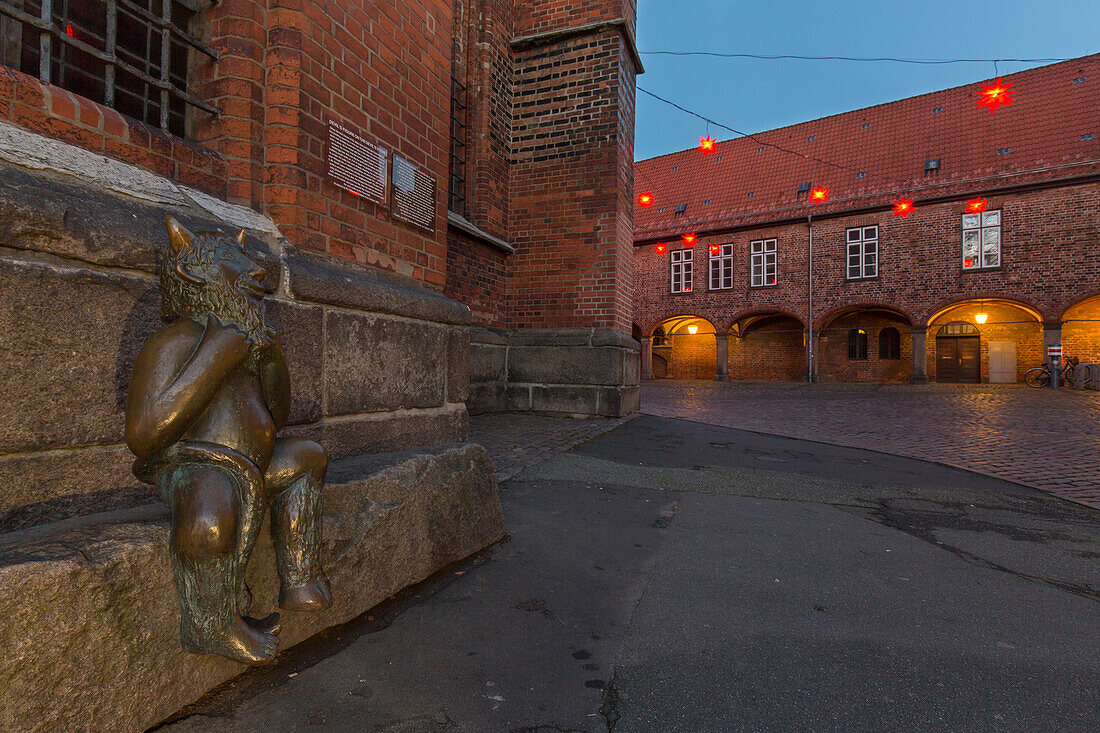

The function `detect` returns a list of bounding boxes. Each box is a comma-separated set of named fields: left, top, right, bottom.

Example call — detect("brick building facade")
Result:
left=633, top=56, right=1100, bottom=384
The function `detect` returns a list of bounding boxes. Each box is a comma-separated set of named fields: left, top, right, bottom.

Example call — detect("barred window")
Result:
left=846, top=226, right=878, bottom=280
left=671, top=248, right=693, bottom=293
left=750, top=238, right=777, bottom=287
left=848, top=328, right=868, bottom=360
left=962, top=210, right=1001, bottom=270
left=0, top=0, right=219, bottom=138
left=709, top=243, right=733, bottom=290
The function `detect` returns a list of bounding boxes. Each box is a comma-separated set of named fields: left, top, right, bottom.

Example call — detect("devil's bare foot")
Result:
left=280, top=576, right=332, bottom=611
left=185, top=617, right=279, bottom=665
left=244, top=612, right=281, bottom=635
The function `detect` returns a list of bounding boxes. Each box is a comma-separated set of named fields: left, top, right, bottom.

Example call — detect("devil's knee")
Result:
left=293, top=439, right=327, bottom=478
left=175, top=477, right=239, bottom=559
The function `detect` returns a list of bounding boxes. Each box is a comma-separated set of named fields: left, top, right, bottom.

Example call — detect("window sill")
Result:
left=750, top=283, right=779, bottom=289
left=961, top=265, right=1003, bottom=274
left=843, top=275, right=880, bottom=283
left=447, top=211, right=515, bottom=254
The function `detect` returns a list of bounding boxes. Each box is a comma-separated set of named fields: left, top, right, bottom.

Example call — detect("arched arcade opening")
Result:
left=728, top=312, right=806, bottom=382
left=648, top=316, right=718, bottom=380
left=817, top=306, right=912, bottom=383
left=926, top=299, right=1043, bottom=383
left=1061, top=295, right=1100, bottom=366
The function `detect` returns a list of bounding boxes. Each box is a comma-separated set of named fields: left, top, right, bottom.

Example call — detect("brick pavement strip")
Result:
left=640, top=380, right=1100, bottom=510
left=470, top=413, right=636, bottom=482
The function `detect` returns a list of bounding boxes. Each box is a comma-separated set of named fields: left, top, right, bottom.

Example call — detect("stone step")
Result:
left=0, top=443, right=505, bottom=732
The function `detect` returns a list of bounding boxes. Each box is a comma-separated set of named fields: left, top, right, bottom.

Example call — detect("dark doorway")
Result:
left=936, top=322, right=981, bottom=383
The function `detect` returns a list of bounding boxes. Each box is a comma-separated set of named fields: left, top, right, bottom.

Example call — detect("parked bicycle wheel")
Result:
left=1024, top=367, right=1050, bottom=388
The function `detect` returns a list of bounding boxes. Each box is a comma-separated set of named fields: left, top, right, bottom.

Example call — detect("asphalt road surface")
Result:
left=162, top=415, right=1100, bottom=732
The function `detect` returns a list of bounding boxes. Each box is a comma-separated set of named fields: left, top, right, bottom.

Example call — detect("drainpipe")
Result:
left=807, top=213, right=814, bottom=382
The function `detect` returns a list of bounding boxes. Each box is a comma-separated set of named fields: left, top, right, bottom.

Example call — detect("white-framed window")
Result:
left=750, top=238, right=777, bottom=287
left=962, top=210, right=1001, bottom=269
left=709, top=243, right=734, bottom=290
left=846, top=226, right=878, bottom=280
left=671, top=249, right=693, bottom=293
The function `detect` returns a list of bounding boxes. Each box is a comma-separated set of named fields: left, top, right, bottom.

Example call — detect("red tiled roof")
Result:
left=634, top=55, right=1100, bottom=241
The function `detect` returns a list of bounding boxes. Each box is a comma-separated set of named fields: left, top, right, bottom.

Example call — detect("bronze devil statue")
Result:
left=125, top=216, right=331, bottom=665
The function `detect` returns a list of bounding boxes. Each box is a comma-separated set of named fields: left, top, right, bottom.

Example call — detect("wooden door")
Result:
left=936, top=337, right=981, bottom=383
left=936, top=338, right=958, bottom=382
left=988, top=341, right=1017, bottom=383
left=957, top=337, right=981, bottom=382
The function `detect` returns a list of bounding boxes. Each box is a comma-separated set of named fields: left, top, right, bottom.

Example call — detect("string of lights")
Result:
left=638, top=51, right=1069, bottom=65
left=634, top=73, right=1020, bottom=233
left=636, top=86, right=864, bottom=175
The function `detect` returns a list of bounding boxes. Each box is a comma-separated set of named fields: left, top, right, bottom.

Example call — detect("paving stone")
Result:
left=641, top=380, right=1100, bottom=510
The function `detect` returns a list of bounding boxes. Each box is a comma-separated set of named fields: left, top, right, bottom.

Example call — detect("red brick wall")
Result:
left=444, top=229, right=510, bottom=326
left=507, top=29, right=637, bottom=332
left=515, top=0, right=636, bottom=35
left=662, top=331, right=716, bottom=379
left=0, top=67, right=226, bottom=197
left=2, top=1, right=640, bottom=325
left=1063, top=297, right=1100, bottom=365
left=634, top=182, right=1100, bottom=380
left=729, top=320, right=805, bottom=381
left=633, top=224, right=811, bottom=336
left=819, top=314, right=912, bottom=383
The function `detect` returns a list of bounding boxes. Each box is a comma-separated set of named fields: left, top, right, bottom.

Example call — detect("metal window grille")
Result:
left=448, top=35, right=468, bottom=216
left=750, top=238, right=777, bottom=287
left=879, top=327, right=901, bottom=360
left=0, top=0, right=218, bottom=137
left=961, top=209, right=1001, bottom=270
left=846, top=226, right=878, bottom=280
left=670, top=249, right=693, bottom=293
left=709, top=243, right=733, bottom=290
left=847, top=329, right=868, bottom=360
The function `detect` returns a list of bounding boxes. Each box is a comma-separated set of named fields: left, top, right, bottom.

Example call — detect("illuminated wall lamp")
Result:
left=975, top=313, right=988, bottom=324
left=687, top=325, right=699, bottom=335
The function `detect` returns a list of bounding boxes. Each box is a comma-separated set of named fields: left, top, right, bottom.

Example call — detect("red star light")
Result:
left=65, top=24, right=75, bottom=37
left=682, top=233, right=697, bottom=246
left=637, top=192, right=654, bottom=207
left=975, top=77, right=1015, bottom=113
left=655, top=243, right=667, bottom=254
left=892, top=198, right=914, bottom=217
left=698, top=135, right=717, bottom=155
left=810, top=187, right=829, bottom=203
left=966, top=197, right=988, bottom=213
left=709, top=244, right=721, bottom=256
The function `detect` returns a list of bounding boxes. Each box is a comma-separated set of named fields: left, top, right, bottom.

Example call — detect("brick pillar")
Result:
left=1044, top=321, right=1063, bottom=388
left=640, top=336, right=652, bottom=380
left=911, top=326, right=929, bottom=383
left=714, top=333, right=730, bottom=381
left=1043, top=321, right=1063, bottom=363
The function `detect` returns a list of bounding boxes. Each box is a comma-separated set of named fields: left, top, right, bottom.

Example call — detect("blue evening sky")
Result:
left=634, top=0, right=1099, bottom=161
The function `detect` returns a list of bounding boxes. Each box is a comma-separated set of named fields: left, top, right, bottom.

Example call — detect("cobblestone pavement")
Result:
left=470, top=413, right=635, bottom=481
left=641, top=380, right=1100, bottom=510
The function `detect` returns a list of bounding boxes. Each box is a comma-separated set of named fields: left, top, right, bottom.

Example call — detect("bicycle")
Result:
left=1024, top=356, right=1085, bottom=388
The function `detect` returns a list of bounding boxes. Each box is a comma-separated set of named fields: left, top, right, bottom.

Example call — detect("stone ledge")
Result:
left=0, top=443, right=505, bottom=733
left=285, top=247, right=471, bottom=326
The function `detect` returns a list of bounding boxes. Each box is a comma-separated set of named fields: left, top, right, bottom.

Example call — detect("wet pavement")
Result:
left=643, top=380, right=1100, bottom=509
left=161, top=414, right=1100, bottom=732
